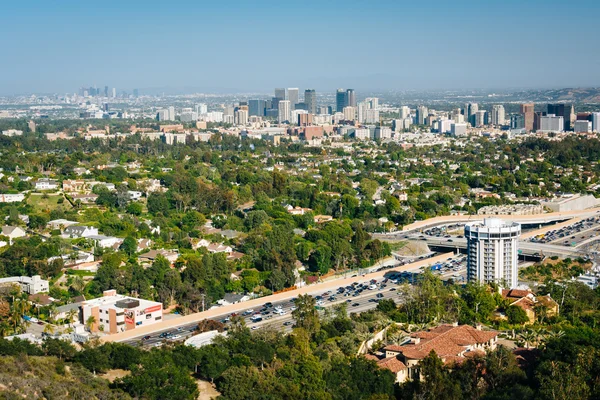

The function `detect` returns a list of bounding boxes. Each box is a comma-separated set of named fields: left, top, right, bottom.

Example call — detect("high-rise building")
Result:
left=112, top=88, right=116, bottom=98
left=365, top=109, right=379, bottom=124
left=104, top=86, right=109, bottom=97
left=510, top=114, right=525, bottom=130
left=399, top=106, right=410, bottom=120
left=234, top=109, right=249, bottom=125
left=451, top=123, right=467, bottom=136
left=374, top=126, right=392, bottom=140
left=416, top=105, right=428, bottom=125
left=365, top=97, right=378, bottom=110
left=464, top=103, right=478, bottom=126
left=475, top=110, right=487, bottom=127
left=304, top=89, right=316, bottom=115
left=133, top=89, right=139, bottom=97
left=465, top=218, right=521, bottom=289
left=547, top=104, right=571, bottom=131
left=343, top=106, right=356, bottom=121
left=248, top=100, right=267, bottom=116
left=346, top=89, right=356, bottom=108
left=490, top=105, right=505, bottom=126
left=278, top=100, right=291, bottom=123
left=318, top=106, right=332, bottom=115
left=336, top=89, right=348, bottom=112
left=539, top=114, right=564, bottom=132
left=287, top=88, right=299, bottom=110
left=520, top=103, right=534, bottom=132
left=274, top=88, right=286, bottom=109
left=592, top=112, right=600, bottom=132
left=573, top=120, right=592, bottom=133
left=358, top=102, right=367, bottom=123
left=195, top=103, right=208, bottom=115
left=168, top=106, right=175, bottom=121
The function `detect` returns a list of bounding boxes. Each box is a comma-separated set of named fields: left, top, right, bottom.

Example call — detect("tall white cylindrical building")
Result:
left=465, top=218, right=521, bottom=288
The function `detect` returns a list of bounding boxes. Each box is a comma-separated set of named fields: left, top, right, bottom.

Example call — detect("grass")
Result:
left=27, top=193, right=72, bottom=212
left=387, top=240, right=409, bottom=252
left=66, top=269, right=95, bottom=277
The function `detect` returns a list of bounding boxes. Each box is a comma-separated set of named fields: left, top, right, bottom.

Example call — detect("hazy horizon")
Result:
left=2, top=0, right=599, bottom=95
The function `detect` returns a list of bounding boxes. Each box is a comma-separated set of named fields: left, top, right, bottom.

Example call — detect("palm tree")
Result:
left=518, top=330, right=537, bottom=349
left=85, top=316, right=96, bottom=332
left=43, top=323, right=56, bottom=336
left=66, top=309, right=78, bottom=327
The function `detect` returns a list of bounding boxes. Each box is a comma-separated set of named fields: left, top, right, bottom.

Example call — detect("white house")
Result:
left=87, top=234, right=122, bottom=248
left=1, top=225, right=27, bottom=244
left=34, top=179, right=59, bottom=191
left=0, top=275, right=49, bottom=294
left=48, top=219, right=79, bottom=230
left=0, top=193, right=25, bottom=203
left=62, top=225, right=99, bottom=238
left=128, top=191, right=143, bottom=200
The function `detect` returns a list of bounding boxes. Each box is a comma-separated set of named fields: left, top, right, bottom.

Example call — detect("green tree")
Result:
left=292, top=294, right=320, bottom=335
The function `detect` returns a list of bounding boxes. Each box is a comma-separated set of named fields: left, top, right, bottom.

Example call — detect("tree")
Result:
left=292, top=294, right=320, bottom=335
left=85, top=316, right=96, bottom=332
left=120, top=236, right=138, bottom=257
left=506, top=305, right=530, bottom=325
left=126, top=202, right=143, bottom=215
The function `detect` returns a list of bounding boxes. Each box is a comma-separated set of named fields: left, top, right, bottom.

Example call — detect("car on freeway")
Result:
left=142, top=335, right=151, bottom=341
left=283, top=321, right=292, bottom=326
left=264, top=302, right=273, bottom=308
left=352, top=303, right=360, bottom=307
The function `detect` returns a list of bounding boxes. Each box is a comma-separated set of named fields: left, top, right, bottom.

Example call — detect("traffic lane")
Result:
left=133, top=285, right=405, bottom=347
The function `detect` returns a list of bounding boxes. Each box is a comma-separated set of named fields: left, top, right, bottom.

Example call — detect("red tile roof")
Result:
left=384, top=324, right=498, bottom=361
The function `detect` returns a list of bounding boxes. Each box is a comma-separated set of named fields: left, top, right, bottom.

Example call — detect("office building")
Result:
left=104, top=86, right=109, bottom=97
left=547, top=104, right=571, bottom=131
left=287, top=88, right=299, bottom=110
left=180, top=111, right=197, bottom=123
left=346, top=89, right=356, bottom=107
left=234, top=109, right=249, bottom=125
left=112, top=88, right=116, bottom=98
left=278, top=100, right=291, bottom=123
left=399, top=106, right=410, bottom=120
left=539, top=114, right=564, bottom=132
left=438, top=119, right=454, bottom=134
left=534, top=111, right=546, bottom=131
left=304, top=89, right=316, bottom=114
left=451, top=123, right=467, bottom=136
left=573, top=120, right=592, bottom=133
left=365, top=97, right=378, bottom=110
left=475, top=110, right=487, bottom=127
left=273, top=88, right=286, bottom=109
left=374, top=126, right=392, bottom=140
left=81, top=289, right=163, bottom=334
left=195, top=103, right=208, bottom=115
left=336, top=89, right=348, bottom=112
left=592, top=112, right=600, bottom=132
left=490, top=105, right=505, bottom=126
left=343, top=106, right=356, bottom=121
left=416, top=105, right=428, bottom=125
left=353, top=128, right=370, bottom=140
left=465, top=218, right=521, bottom=289
left=318, top=105, right=332, bottom=115
left=520, top=103, right=534, bottom=131
left=510, top=114, right=525, bottom=129
left=298, top=113, right=313, bottom=126
left=248, top=100, right=267, bottom=116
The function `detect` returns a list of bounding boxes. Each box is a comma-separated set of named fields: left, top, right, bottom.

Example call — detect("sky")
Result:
left=1, top=0, right=599, bottom=95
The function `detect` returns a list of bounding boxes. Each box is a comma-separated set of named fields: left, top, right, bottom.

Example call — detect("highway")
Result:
left=129, top=279, right=406, bottom=348
left=101, top=252, right=455, bottom=344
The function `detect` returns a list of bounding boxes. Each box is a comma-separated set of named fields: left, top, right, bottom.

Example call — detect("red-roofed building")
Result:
left=383, top=324, right=498, bottom=381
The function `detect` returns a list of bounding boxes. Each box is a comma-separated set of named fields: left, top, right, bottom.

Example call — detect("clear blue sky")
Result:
left=1, top=0, right=599, bottom=94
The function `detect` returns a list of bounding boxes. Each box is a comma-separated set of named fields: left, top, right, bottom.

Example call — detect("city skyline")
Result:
left=1, top=0, right=600, bottom=95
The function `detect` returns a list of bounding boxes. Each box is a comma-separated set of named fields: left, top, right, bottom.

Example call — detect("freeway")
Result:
left=101, top=252, right=455, bottom=343
left=400, top=208, right=600, bottom=232
left=129, top=279, right=406, bottom=348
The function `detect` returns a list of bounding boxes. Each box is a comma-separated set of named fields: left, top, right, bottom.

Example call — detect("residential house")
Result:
left=0, top=193, right=25, bottom=203
left=34, top=178, right=59, bottom=191
left=500, top=289, right=559, bottom=323
left=71, top=193, right=98, bottom=204
left=364, top=354, right=408, bottom=383
left=137, top=238, right=152, bottom=252
left=138, top=249, right=179, bottom=265
left=383, top=324, right=498, bottom=382
left=0, top=275, right=49, bottom=294
left=1, top=225, right=26, bottom=244
left=62, top=179, right=86, bottom=192
left=63, top=225, right=99, bottom=238
left=87, top=234, right=122, bottom=248
left=48, top=219, right=79, bottom=230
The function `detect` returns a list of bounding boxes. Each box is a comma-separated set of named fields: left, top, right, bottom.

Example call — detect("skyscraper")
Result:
left=416, top=105, right=428, bottom=125
left=592, top=112, right=600, bottom=132
left=104, top=86, right=109, bottom=97
left=112, top=88, right=116, bottom=98
left=465, top=218, right=521, bottom=289
left=133, top=89, right=139, bottom=97
left=336, top=89, right=347, bottom=112
left=475, top=110, right=487, bottom=127
left=274, top=88, right=286, bottom=109
left=248, top=100, right=267, bottom=116
left=399, top=106, right=410, bottom=120
left=520, top=103, right=534, bottom=132
left=343, top=106, right=356, bottom=121
left=278, top=100, right=291, bottom=123
left=304, top=89, right=316, bottom=114
left=346, top=89, right=356, bottom=108
left=287, top=88, right=299, bottom=110
left=464, top=103, right=478, bottom=126
left=490, top=105, right=505, bottom=126
left=547, top=104, right=571, bottom=131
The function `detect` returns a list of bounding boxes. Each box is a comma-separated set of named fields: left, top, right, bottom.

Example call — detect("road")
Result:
left=130, top=280, right=406, bottom=348
left=101, top=252, right=455, bottom=343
